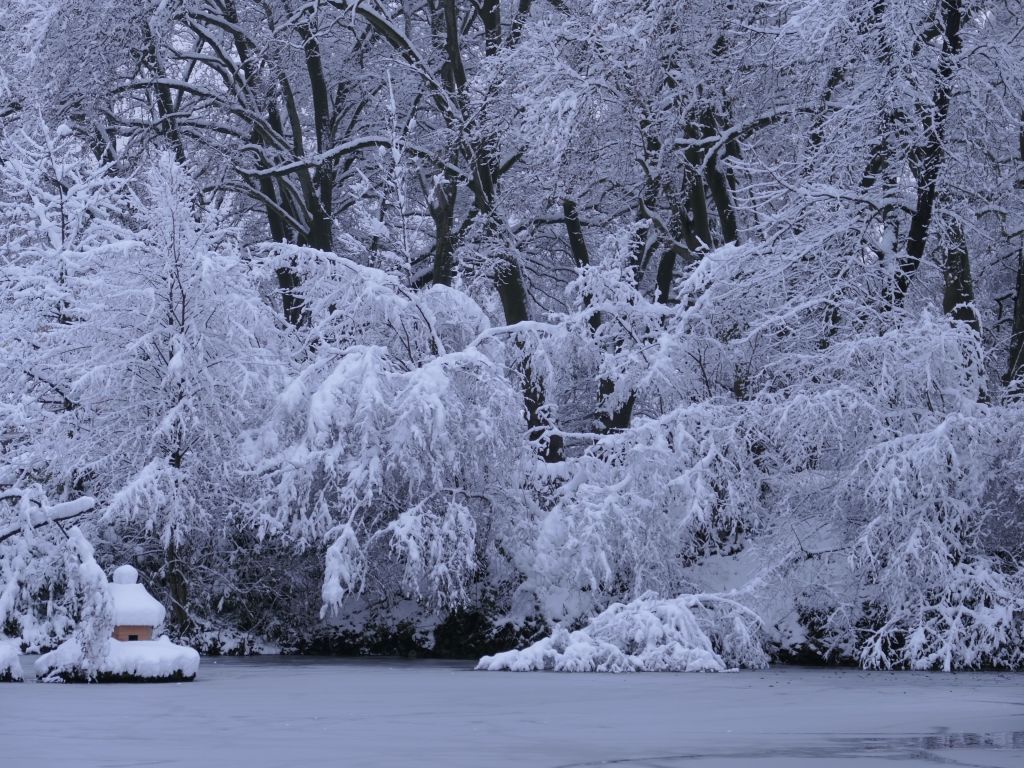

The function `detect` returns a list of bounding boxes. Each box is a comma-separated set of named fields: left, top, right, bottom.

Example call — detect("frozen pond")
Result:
left=1, top=656, right=1022, bottom=767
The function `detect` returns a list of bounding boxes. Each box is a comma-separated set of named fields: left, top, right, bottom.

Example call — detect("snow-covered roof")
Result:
left=109, top=565, right=166, bottom=627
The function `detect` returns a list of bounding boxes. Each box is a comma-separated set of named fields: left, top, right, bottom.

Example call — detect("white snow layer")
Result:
left=111, top=564, right=139, bottom=584
left=35, top=636, right=199, bottom=681
left=109, top=580, right=166, bottom=627
left=478, top=594, right=726, bottom=672
left=0, top=638, right=23, bottom=681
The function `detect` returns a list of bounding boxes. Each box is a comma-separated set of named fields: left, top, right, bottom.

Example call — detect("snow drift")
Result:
left=478, top=592, right=767, bottom=672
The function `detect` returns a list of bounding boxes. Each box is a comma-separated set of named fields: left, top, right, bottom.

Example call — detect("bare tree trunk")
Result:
left=429, top=175, right=458, bottom=286
left=141, top=29, right=187, bottom=166
left=941, top=221, right=979, bottom=332
left=1004, top=248, right=1024, bottom=389
left=1005, top=123, right=1024, bottom=389
left=564, top=199, right=636, bottom=432
left=222, top=0, right=309, bottom=327
left=165, top=538, right=190, bottom=634
left=495, top=259, right=564, bottom=462
left=298, top=23, right=336, bottom=254
left=894, top=0, right=963, bottom=307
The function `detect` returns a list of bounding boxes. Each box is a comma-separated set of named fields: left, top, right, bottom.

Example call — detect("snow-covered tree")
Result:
left=248, top=244, right=534, bottom=631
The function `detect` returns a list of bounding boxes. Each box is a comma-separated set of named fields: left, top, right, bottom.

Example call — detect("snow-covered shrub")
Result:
left=478, top=591, right=767, bottom=672
left=0, top=484, right=99, bottom=653
left=831, top=406, right=1024, bottom=670
left=511, top=223, right=1024, bottom=670
left=35, top=527, right=114, bottom=682
left=523, top=400, right=764, bottom=624
left=770, top=316, right=1024, bottom=670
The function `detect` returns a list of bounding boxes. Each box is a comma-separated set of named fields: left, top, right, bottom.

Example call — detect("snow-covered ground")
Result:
left=1, top=657, right=1021, bottom=767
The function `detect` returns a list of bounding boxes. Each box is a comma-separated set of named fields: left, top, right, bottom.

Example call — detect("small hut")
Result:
left=34, top=562, right=199, bottom=682
left=109, top=564, right=166, bottom=641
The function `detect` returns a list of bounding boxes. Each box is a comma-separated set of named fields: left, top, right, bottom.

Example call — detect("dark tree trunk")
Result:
left=1004, top=248, right=1024, bottom=390
left=299, top=24, right=336, bottom=255
left=141, top=31, right=187, bottom=166
left=165, top=539, right=190, bottom=634
left=563, top=199, right=636, bottom=432
left=682, top=123, right=714, bottom=250
left=430, top=175, right=458, bottom=286
left=563, top=198, right=591, bottom=270
left=629, top=124, right=662, bottom=280
left=941, top=221, right=979, bottom=332
left=220, top=0, right=310, bottom=327
left=893, top=0, right=963, bottom=306
left=495, top=259, right=564, bottom=462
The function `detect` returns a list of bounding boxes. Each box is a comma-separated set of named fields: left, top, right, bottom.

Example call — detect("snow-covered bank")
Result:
left=2, top=658, right=1021, bottom=767
left=34, top=636, right=200, bottom=682
left=0, top=639, right=22, bottom=681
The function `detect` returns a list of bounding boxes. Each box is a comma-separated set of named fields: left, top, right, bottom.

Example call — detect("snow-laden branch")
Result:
left=0, top=494, right=97, bottom=544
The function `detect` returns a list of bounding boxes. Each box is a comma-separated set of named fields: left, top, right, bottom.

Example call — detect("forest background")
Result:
left=1, top=0, right=1023, bottom=671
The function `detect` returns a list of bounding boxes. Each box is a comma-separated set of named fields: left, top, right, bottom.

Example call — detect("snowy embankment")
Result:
left=0, top=638, right=23, bottom=682
left=35, top=636, right=199, bottom=683
left=478, top=592, right=766, bottom=672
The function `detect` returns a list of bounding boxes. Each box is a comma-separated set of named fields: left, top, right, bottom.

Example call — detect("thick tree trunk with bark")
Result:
left=941, top=221, right=979, bottom=332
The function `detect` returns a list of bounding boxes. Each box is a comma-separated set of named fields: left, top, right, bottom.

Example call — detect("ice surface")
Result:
left=2, top=658, right=1021, bottom=767
left=34, top=636, right=199, bottom=681
left=0, top=639, right=22, bottom=681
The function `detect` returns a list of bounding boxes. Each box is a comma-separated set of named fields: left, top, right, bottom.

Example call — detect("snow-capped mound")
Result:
left=108, top=567, right=166, bottom=627
left=104, top=636, right=200, bottom=680
left=35, top=636, right=199, bottom=683
left=111, top=564, right=139, bottom=584
left=0, top=639, right=23, bottom=682
left=478, top=594, right=729, bottom=672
